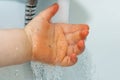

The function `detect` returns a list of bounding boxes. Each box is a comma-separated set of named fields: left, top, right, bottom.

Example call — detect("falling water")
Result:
left=31, top=62, right=62, bottom=80
left=15, top=69, right=19, bottom=77
left=24, top=0, right=94, bottom=80
left=60, top=49, right=94, bottom=80
left=31, top=50, right=94, bottom=80
left=30, top=0, right=70, bottom=80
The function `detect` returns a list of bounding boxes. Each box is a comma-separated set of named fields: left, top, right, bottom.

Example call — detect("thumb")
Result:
left=38, top=3, right=59, bottom=21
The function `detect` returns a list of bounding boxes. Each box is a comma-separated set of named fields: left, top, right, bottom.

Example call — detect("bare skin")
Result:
left=25, top=3, right=89, bottom=66
left=0, top=3, right=89, bottom=67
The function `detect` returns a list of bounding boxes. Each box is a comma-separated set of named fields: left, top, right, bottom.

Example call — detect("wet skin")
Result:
left=25, top=3, right=89, bottom=66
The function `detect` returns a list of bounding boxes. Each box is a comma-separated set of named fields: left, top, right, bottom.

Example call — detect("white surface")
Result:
left=55, top=0, right=70, bottom=23
left=0, top=0, right=25, bottom=28
left=0, top=0, right=120, bottom=80
left=75, top=0, right=120, bottom=80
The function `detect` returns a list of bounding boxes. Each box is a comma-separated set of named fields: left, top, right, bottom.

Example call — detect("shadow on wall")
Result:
left=36, top=0, right=57, bottom=15
left=15, top=0, right=26, bottom=3
left=16, top=0, right=90, bottom=24
left=70, top=0, right=90, bottom=24
left=0, top=0, right=26, bottom=4
left=35, top=0, right=90, bottom=24
left=17, top=0, right=57, bottom=16
left=0, top=0, right=26, bottom=3
left=14, top=0, right=90, bottom=24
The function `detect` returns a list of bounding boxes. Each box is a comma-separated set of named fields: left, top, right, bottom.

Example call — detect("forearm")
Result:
left=0, top=29, right=32, bottom=67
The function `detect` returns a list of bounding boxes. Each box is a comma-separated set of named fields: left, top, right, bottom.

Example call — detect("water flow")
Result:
left=15, top=69, right=19, bottom=77
left=31, top=62, right=62, bottom=80
left=60, top=49, right=93, bottom=80
left=30, top=0, right=70, bottom=80
left=24, top=0, right=93, bottom=80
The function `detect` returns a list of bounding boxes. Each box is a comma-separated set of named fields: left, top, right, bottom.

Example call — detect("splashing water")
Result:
left=31, top=62, right=62, bottom=80
left=61, top=50, right=94, bottom=80
left=30, top=49, right=94, bottom=80
left=15, top=69, right=19, bottom=77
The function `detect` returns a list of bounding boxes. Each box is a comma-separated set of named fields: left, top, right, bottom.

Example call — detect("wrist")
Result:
left=23, top=29, right=33, bottom=61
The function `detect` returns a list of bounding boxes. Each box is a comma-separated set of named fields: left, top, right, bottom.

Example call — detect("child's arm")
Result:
left=0, top=3, right=89, bottom=67
left=0, top=29, right=32, bottom=67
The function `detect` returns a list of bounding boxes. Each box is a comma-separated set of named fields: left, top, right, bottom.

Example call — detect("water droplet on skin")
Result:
left=16, top=47, right=18, bottom=50
left=15, top=70, right=19, bottom=76
left=33, top=44, right=37, bottom=48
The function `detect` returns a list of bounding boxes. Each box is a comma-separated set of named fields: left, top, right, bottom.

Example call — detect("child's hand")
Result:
left=25, top=3, right=89, bottom=66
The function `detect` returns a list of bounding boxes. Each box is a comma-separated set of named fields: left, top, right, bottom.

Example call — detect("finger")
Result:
left=80, top=30, right=89, bottom=40
left=67, top=45, right=74, bottom=56
left=67, top=40, right=85, bottom=56
left=60, top=53, right=78, bottom=67
left=37, top=3, right=59, bottom=21
left=65, top=25, right=89, bottom=45
left=74, top=40, right=85, bottom=55
left=61, top=24, right=89, bottom=34
left=65, top=30, right=81, bottom=45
